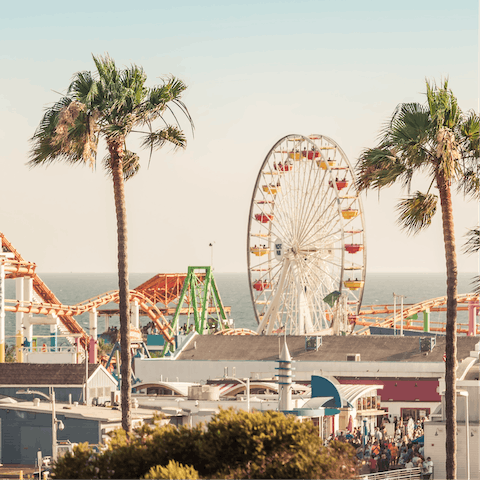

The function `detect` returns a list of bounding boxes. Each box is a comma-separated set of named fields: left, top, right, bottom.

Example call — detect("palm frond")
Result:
left=103, top=150, right=140, bottom=182
left=464, top=227, right=480, bottom=254
left=464, top=229, right=480, bottom=293
left=138, top=77, right=189, bottom=125
left=469, top=276, right=480, bottom=295
left=141, top=126, right=186, bottom=151
left=460, top=110, right=480, bottom=159
left=426, top=78, right=461, bottom=129
left=355, top=147, right=406, bottom=191
left=456, top=167, right=480, bottom=198
left=381, top=103, right=434, bottom=168
left=68, top=71, right=98, bottom=108
left=30, top=53, right=193, bottom=174
left=28, top=96, right=94, bottom=167
left=396, top=191, right=438, bottom=235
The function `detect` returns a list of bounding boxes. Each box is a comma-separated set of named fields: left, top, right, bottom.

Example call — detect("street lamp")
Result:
left=223, top=376, right=250, bottom=413
left=16, top=389, right=64, bottom=462
left=458, top=390, right=470, bottom=480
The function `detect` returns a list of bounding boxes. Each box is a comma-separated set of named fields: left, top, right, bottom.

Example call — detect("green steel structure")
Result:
left=161, top=266, right=229, bottom=356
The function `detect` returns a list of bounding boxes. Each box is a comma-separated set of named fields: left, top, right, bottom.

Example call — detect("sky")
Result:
left=1, top=0, right=479, bottom=275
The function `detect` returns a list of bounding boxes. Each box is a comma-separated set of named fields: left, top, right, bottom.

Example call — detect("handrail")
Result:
left=358, top=466, right=423, bottom=480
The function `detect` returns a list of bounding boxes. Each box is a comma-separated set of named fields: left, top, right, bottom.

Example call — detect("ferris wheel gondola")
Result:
left=247, top=134, right=366, bottom=335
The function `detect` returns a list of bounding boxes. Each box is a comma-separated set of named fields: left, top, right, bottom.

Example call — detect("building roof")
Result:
left=133, top=381, right=196, bottom=396
left=176, top=334, right=479, bottom=363
left=0, top=400, right=154, bottom=423
left=0, top=363, right=104, bottom=386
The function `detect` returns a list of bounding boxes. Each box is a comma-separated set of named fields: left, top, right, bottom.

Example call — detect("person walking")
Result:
left=422, top=457, right=434, bottom=479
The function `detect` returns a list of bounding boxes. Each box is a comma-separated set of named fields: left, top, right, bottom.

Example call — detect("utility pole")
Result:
left=209, top=242, right=215, bottom=270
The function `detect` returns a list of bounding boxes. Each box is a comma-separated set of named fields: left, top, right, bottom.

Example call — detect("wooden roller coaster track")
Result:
left=1, top=233, right=229, bottom=347
left=355, top=293, right=480, bottom=335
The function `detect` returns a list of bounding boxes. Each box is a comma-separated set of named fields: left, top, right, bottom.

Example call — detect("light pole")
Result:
left=209, top=242, right=215, bottom=270
left=223, top=376, right=250, bottom=413
left=459, top=390, right=470, bottom=480
left=16, top=389, right=64, bottom=462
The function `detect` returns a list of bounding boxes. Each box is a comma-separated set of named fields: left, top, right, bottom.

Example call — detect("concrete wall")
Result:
left=134, top=358, right=446, bottom=384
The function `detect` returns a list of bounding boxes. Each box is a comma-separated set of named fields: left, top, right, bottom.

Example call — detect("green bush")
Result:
left=52, top=408, right=358, bottom=479
left=202, top=408, right=324, bottom=478
left=142, top=460, right=199, bottom=479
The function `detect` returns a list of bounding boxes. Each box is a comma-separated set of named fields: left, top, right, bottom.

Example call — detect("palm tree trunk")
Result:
left=437, top=170, right=458, bottom=479
left=109, top=139, right=132, bottom=434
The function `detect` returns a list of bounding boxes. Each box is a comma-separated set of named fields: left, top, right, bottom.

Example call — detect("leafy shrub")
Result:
left=52, top=408, right=358, bottom=479
left=142, top=460, right=199, bottom=479
left=202, top=408, right=324, bottom=478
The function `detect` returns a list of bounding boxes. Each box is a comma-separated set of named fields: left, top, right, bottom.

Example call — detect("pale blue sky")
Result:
left=1, top=0, right=479, bottom=276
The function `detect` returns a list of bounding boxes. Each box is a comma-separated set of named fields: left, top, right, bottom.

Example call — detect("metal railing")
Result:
left=359, top=466, right=424, bottom=480
left=22, top=346, right=77, bottom=354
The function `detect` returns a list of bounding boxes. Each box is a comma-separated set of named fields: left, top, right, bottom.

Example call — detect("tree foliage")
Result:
left=52, top=408, right=358, bottom=479
left=142, top=460, right=199, bottom=480
left=29, top=54, right=193, bottom=433
left=356, top=79, right=480, bottom=480
left=464, top=227, right=480, bottom=293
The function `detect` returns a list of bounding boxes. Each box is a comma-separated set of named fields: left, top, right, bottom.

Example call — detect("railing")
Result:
left=359, top=467, right=423, bottom=480
left=22, top=346, right=77, bottom=354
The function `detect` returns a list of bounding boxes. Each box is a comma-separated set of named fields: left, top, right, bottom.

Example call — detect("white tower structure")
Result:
left=277, top=339, right=293, bottom=412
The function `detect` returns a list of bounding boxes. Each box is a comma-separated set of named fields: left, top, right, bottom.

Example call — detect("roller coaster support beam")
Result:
left=24, top=277, right=33, bottom=345
left=200, top=269, right=212, bottom=333
left=89, top=308, right=98, bottom=341
left=469, top=301, right=478, bottom=336
left=131, top=301, right=139, bottom=329
left=190, top=273, right=200, bottom=333
left=50, top=319, right=58, bottom=350
left=423, top=309, right=430, bottom=332
left=169, top=273, right=190, bottom=337
left=15, top=278, right=23, bottom=342
left=0, top=241, right=15, bottom=362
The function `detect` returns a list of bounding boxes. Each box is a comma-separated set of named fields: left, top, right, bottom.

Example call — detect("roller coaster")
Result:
left=1, top=229, right=479, bottom=365
left=354, top=293, right=480, bottom=336
left=0, top=232, right=232, bottom=362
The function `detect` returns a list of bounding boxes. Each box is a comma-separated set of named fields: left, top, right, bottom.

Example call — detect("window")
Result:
left=401, top=408, right=430, bottom=422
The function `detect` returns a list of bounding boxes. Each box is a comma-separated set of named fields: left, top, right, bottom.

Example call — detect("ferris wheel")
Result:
left=247, top=134, right=366, bottom=335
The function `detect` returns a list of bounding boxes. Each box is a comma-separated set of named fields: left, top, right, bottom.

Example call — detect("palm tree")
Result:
left=356, top=80, right=480, bottom=479
left=29, top=54, right=193, bottom=433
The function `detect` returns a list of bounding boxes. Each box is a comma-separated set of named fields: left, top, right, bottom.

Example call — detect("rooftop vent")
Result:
left=346, top=353, right=361, bottom=362
left=419, top=337, right=436, bottom=353
left=305, top=336, right=322, bottom=351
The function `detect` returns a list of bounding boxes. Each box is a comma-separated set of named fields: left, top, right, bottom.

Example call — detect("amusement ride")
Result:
left=0, top=133, right=480, bottom=364
left=248, top=134, right=366, bottom=336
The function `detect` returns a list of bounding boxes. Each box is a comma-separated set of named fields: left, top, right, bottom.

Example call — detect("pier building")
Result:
left=134, top=334, right=479, bottom=426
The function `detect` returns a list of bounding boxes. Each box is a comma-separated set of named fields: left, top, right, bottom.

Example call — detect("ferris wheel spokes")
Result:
left=248, top=134, right=366, bottom=335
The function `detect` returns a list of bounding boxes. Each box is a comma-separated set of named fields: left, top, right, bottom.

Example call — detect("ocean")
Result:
left=2, top=272, right=477, bottom=345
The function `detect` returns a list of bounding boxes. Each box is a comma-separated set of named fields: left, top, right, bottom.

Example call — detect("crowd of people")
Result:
left=330, top=416, right=434, bottom=478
